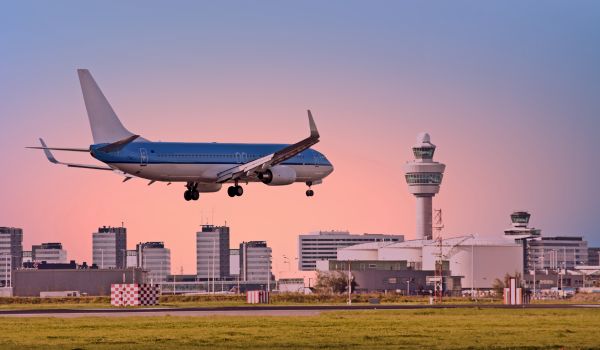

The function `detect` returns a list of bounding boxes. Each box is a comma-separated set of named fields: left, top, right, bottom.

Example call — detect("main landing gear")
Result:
left=227, top=182, right=244, bottom=197
left=184, top=182, right=200, bottom=201
left=305, top=181, right=314, bottom=197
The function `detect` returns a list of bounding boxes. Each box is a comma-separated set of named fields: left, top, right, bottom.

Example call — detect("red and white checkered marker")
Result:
left=111, top=284, right=160, bottom=307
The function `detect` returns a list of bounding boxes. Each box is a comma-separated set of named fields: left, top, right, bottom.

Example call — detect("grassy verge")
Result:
left=0, top=308, right=598, bottom=349
left=0, top=294, right=502, bottom=310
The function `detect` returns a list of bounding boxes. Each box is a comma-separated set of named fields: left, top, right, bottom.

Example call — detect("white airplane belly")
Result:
left=111, top=163, right=234, bottom=182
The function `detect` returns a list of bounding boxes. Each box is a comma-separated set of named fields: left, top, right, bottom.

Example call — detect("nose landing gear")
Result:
left=306, top=181, right=314, bottom=197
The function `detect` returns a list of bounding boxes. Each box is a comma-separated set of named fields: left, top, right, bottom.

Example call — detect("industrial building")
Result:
left=135, top=242, right=171, bottom=282
left=196, top=225, right=230, bottom=279
left=0, top=227, right=23, bottom=287
left=240, top=241, right=272, bottom=284
left=32, top=242, right=67, bottom=263
left=298, top=231, right=404, bottom=270
left=14, top=266, right=147, bottom=296
left=334, top=236, right=523, bottom=290
left=316, top=259, right=462, bottom=295
left=92, top=226, right=127, bottom=269
left=403, top=132, right=446, bottom=240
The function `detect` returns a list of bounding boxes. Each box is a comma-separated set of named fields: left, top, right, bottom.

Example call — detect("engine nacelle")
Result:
left=196, top=183, right=222, bottom=193
left=258, top=165, right=297, bottom=186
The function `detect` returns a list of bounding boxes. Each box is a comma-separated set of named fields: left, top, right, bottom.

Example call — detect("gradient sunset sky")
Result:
left=1, top=1, right=599, bottom=275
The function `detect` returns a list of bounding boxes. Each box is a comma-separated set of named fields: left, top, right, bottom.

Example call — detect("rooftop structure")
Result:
left=403, top=133, right=446, bottom=240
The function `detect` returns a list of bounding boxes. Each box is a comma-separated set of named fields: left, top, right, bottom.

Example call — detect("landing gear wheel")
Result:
left=227, top=186, right=236, bottom=197
left=235, top=185, right=244, bottom=196
left=191, top=191, right=200, bottom=201
left=227, top=185, right=244, bottom=197
left=306, top=189, right=314, bottom=197
left=184, top=190, right=193, bottom=201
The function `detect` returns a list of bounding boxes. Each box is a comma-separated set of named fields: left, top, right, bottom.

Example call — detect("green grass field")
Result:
left=0, top=308, right=599, bottom=349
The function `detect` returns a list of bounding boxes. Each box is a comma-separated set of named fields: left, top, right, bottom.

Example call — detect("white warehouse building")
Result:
left=336, top=235, right=523, bottom=289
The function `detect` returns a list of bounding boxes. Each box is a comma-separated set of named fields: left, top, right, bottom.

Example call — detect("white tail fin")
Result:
left=78, top=69, right=139, bottom=144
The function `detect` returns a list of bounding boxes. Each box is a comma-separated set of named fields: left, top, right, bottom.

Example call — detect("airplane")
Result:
left=28, top=69, right=334, bottom=201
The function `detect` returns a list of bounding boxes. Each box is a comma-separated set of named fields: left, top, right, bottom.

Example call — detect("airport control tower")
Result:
left=403, top=133, right=446, bottom=240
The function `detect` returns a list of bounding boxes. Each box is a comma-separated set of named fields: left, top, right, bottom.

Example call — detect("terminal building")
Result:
left=298, top=231, right=404, bottom=271
left=328, top=236, right=523, bottom=290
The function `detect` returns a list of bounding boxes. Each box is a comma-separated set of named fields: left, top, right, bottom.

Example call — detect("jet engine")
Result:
left=258, top=165, right=297, bottom=186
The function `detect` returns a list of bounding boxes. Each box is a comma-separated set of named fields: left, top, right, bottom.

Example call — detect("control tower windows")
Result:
left=412, top=147, right=435, bottom=159
left=405, top=173, right=443, bottom=185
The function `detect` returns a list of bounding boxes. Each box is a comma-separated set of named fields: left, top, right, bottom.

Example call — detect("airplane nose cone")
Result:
left=325, top=164, right=334, bottom=176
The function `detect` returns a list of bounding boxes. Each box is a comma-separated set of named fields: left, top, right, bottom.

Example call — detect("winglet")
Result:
left=308, top=110, right=319, bottom=138
left=39, top=138, right=59, bottom=164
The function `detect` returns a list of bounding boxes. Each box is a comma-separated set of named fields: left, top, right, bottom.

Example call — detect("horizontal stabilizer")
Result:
left=32, top=138, right=113, bottom=171
left=25, top=146, right=89, bottom=152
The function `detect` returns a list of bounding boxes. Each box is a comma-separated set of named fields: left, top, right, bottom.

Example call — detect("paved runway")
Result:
left=0, top=303, right=598, bottom=318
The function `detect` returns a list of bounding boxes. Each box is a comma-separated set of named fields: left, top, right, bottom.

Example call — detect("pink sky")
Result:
left=1, top=2, right=599, bottom=275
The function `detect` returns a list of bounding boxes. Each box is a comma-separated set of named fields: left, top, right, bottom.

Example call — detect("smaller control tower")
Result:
left=504, top=211, right=541, bottom=239
left=403, top=133, right=446, bottom=240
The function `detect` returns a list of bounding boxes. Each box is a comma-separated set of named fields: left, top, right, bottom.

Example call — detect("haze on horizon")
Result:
left=1, top=1, right=599, bottom=274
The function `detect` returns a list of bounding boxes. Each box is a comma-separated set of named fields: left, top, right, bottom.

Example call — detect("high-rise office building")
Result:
left=136, top=242, right=171, bottom=282
left=32, top=243, right=67, bottom=263
left=240, top=241, right=272, bottom=283
left=92, top=226, right=126, bottom=269
left=0, top=227, right=23, bottom=287
left=196, top=225, right=230, bottom=279
left=403, top=132, right=446, bottom=240
left=298, top=231, right=404, bottom=271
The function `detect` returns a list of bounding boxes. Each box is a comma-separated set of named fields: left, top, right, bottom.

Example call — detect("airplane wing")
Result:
left=216, top=110, right=320, bottom=183
left=31, top=138, right=113, bottom=171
